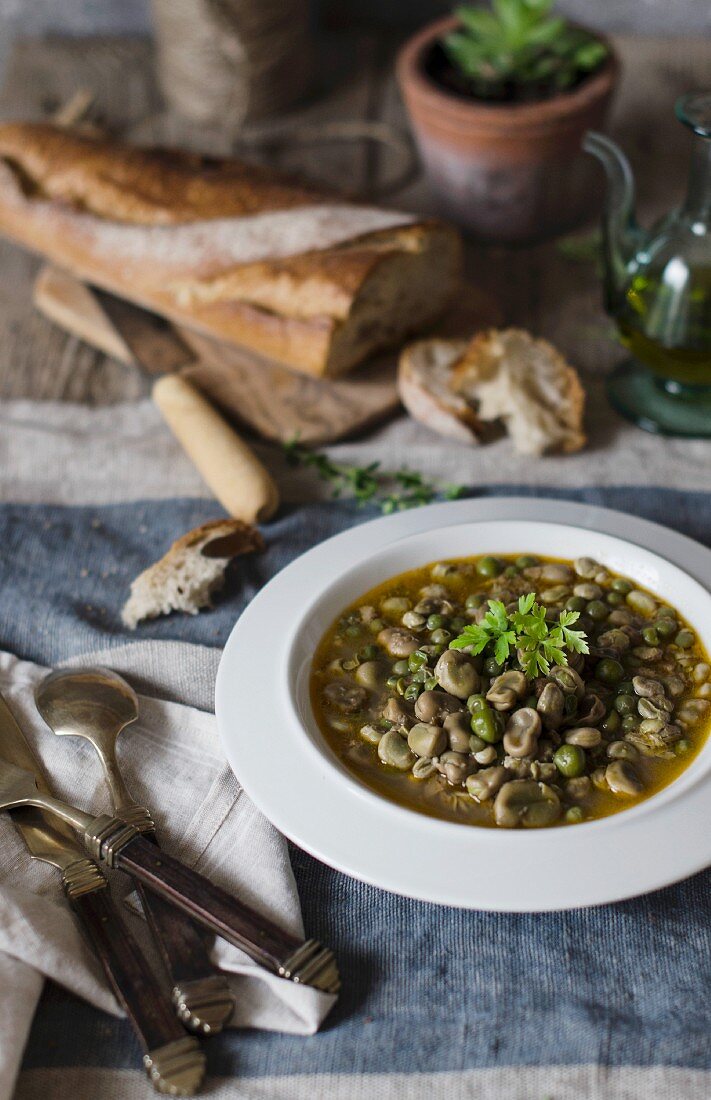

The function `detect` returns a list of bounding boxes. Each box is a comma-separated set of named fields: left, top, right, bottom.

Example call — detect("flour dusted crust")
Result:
left=397, top=328, right=586, bottom=456
left=122, top=519, right=264, bottom=628
left=0, top=123, right=461, bottom=376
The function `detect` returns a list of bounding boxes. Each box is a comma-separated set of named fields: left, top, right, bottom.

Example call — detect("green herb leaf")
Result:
left=449, top=591, right=589, bottom=679
left=283, top=439, right=463, bottom=515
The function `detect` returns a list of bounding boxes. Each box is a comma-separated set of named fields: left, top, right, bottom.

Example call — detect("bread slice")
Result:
left=397, top=338, right=480, bottom=444
left=397, top=328, right=585, bottom=456
left=0, top=123, right=461, bottom=377
left=122, top=519, right=264, bottom=629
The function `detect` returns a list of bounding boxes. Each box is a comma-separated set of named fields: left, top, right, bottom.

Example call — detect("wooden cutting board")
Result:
left=34, top=264, right=498, bottom=445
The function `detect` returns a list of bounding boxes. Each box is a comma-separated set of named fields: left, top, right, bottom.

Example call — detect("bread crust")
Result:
left=0, top=123, right=461, bottom=376
left=397, top=339, right=481, bottom=444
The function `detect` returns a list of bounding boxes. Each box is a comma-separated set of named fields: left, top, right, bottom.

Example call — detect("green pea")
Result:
left=386, top=675, right=399, bottom=690
left=408, top=650, right=428, bottom=672
left=606, top=591, right=624, bottom=607
left=674, top=738, right=692, bottom=755
left=395, top=677, right=408, bottom=696
left=467, top=693, right=488, bottom=713
left=359, top=644, right=379, bottom=661
left=411, top=668, right=428, bottom=683
left=611, top=578, right=632, bottom=594
left=554, top=744, right=586, bottom=778
left=656, top=605, right=677, bottom=619
left=470, top=708, right=504, bottom=744
left=565, top=806, right=585, bottom=824
left=430, top=628, right=451, bottom=645
left=424, top=676, right=438, bottom=691
left=476, top=555, right=501, bottom=578
left=429, top=644, right=446, bottom=657
left=601, top=710, right=621, bottom=735
left=369, top=618, right=385, bottom=634
left=642, top=626, right=659, bottom=646
left=618, top=681, right=635, bottom=695
left=403, top=682, right=421, bottom=702
left=466, top=593, right=485, bottom=609
left=596, top=658, right=624, bottom=686
left=566, top=595, right=587, bottom=612
left=675, top=629, right=695, bottom=649
left=484, top=656, right=503, bottom=676
left=586, top=599, right=609, bottom=622
left=450, top=617, right=467, bottom=633
left=426, top=614, right=445, bottom=630
left=504, top=565, right=519, bottom=578
left=345, top=625, right=361, bottom=638
left=655, top=617, right=677, bottom=639
left=516, top=555, right=539, bottom=568
left=392, top=659, right=410, bottom=676
left=614, top=693, right=637, bottom=716
left=622, top=715, right=639, bottom=732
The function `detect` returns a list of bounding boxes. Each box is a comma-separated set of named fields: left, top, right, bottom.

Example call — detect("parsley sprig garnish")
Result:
left=450, top=593, right=589, bottom=678
left=283, top=438, right=463, bottom=515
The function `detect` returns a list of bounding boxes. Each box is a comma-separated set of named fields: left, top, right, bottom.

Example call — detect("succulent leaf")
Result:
left=442, top=0, right=607, bottom=100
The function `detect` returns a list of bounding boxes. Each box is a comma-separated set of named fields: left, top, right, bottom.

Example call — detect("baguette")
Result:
left=0, top=123, right=461, bottom=376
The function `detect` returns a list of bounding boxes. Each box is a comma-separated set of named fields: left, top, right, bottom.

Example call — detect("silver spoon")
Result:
left=35, top=666, right=235, bottom=1035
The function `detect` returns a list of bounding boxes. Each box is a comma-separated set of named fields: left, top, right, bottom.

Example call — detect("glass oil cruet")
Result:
left=584, top=91, right=711, bottom=436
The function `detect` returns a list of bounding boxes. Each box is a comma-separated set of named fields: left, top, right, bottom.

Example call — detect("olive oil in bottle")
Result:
left=615, top=266, right=711, bottom=386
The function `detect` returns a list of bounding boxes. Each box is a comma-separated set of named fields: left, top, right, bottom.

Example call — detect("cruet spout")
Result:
left=583, top=131, right=641, bottom=302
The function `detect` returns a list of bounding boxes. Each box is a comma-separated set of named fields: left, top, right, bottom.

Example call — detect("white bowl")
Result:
left=216, top=498, right=711, bottom=911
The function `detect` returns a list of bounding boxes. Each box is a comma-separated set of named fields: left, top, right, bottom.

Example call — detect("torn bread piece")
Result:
left=397, top=328, right=585, bottom=456
left=452, top=329, right=585, bottom=455
left=122, top=519, right=264, bottom=629
left=397, top=338, right=481, bottom=445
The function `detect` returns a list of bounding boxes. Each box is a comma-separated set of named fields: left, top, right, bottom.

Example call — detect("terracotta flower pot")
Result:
left=396, top=15, right=619, bottom=243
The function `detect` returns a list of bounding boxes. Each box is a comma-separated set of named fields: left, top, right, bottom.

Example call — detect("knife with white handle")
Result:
left=0, top=693, right=205, bottom=1096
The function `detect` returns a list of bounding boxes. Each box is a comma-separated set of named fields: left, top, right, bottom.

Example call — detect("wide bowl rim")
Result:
left=216, top=498, right=711, bottom=910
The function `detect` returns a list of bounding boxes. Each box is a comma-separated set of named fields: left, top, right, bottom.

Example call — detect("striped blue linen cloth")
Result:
left=2, top=397, right=710, bottom=1100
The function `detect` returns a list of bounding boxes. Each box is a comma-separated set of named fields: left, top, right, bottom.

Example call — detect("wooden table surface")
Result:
left=0, top=33, right=707, bottom=409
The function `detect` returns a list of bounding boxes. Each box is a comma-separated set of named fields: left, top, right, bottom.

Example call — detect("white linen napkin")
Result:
left=0, top=650, right=335, bottom=1100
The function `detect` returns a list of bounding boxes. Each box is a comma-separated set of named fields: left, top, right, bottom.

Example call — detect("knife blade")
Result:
left=88, top=285, right=279, bottom=525
left=0, top=693, right=205, bottom=1095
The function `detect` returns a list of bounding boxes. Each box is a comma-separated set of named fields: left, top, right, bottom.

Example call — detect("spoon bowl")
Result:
left=35, top=667, right=138, bottom=744
left=35, top=667, right=140, bottom=812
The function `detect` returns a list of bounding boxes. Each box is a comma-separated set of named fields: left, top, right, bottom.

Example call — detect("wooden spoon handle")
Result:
left=152, top=374, right=279, bottom=524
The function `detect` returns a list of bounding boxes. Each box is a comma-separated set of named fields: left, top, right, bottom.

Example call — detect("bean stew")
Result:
left=310, top=554, right=711, bottom=829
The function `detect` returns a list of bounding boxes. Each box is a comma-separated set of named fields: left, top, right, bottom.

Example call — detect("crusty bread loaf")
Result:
left=0, top=123, right=461, bottom=376
left=397, top=329, right=586, bottom=455
left=122, top=518, right=264, bottom=628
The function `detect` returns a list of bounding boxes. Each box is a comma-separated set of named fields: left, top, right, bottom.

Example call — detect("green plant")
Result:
left=443, top=0, right=608, bottom=101
left=450, top=593, right=589, bottom=678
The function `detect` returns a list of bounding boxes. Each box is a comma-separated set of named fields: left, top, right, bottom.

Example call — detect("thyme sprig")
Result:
left=283, top=438, right=463, bottom=515
left=450, top=592, right=589, bottom=678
